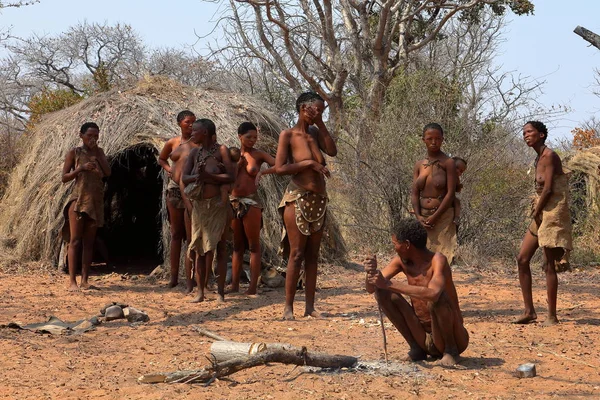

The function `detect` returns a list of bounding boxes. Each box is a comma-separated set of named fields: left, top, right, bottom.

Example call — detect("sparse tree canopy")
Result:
left=221, top=0, right=535, bottom=136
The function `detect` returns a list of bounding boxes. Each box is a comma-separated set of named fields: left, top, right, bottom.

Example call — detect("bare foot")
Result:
left=282, top=305, right=295, bottom=320
left=167, top=280, right=178, bottom=289
left=185, top=281, right=194, bottom=294
left=244, top=288, right=258, bottom=296
left=543, top=316, right=559, bottom=326
left=304, top=309, right=325, bottom=319
left=513, top=312, right=537, bottom=324
left=190, top=293, right=205, bottom=303
left=216, top=294, right=225, bottom=303
left=401, top=348, right=428, bottom=362
left=438, top=352, right=460, bottom=367
left=225, top=285, right=240, bottom=294
left=80, top=283, right=99, bottom=291
left=67, top=282, right=80, bottom=292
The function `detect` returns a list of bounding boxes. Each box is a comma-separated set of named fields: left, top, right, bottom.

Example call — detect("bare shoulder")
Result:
left=443, top=157, right=456, bottom=169
left=432, top=252, right=450, bottom=272
left=279, top=128, right=293, bottom=139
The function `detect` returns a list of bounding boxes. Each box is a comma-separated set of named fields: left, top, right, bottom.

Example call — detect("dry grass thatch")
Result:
left=567, top=146, right=600, bottom=211
left=0, top=76, right=345, bottom=268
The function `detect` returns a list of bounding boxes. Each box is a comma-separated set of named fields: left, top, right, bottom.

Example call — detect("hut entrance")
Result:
left=103, top=144, right=163, bottom=272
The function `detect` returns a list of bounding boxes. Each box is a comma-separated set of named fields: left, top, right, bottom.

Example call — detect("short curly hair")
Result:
left=80, top=122, right=99, bottom=134
left=392, top=218, right=428, bottom=249
left=525, top=120, right=548, bottom=142
left=176, top=110, right=195, bottom=123
left=295, top=91, right=324, bottom=112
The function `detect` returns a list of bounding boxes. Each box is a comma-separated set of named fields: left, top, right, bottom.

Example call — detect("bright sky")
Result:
left=2, top=0, right=599, bottom=140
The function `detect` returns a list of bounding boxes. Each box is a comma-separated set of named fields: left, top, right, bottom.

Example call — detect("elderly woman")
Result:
left=411, top=123, right=458, bottom=264
left=229, top=122, right=276, bottom=295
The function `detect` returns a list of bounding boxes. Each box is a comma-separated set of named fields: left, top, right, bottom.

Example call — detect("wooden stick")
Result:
left=191, top=325, right=229, bottom=341
left=374, top=290, right=389, bottom=364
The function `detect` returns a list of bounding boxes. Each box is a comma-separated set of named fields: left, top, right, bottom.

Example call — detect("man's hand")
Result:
left=367, top=270, right=389, bottom=290
left=364, top=255, right=377, bottom=274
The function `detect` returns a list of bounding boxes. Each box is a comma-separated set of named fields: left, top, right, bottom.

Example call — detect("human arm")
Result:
left=181, top=148, right=199, bottom=185
left=96, top=147, right=111, bottom=177
left=425, top=158, right=457, bottom=226
left=532, top=151, right=559, bottom=218
left=158, top=139, right=175, bottom=176
left=274, top=130, right=330, bottom=177
left=364, top=255, right=403, bottom=294
left=368, top=254, right=447, bottom=303
left=411, top=160, right=430, bottom=227
left=311, top=120, right=337, bottom=157
left=62, top=149, right=94, bottom=183
left=255, top=151, right=276, bottom=185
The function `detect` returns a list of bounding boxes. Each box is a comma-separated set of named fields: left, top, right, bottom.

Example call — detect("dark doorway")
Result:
left=102, top=144, right=164, bottom=273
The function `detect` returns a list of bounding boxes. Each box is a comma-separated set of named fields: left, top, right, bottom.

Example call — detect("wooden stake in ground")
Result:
left=374, top=289, right=389, bottom=364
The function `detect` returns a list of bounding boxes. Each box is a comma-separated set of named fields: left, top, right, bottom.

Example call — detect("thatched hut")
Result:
left=0, top=76, right=345, bottom=270
left=567, top=146, right=600, bottom=212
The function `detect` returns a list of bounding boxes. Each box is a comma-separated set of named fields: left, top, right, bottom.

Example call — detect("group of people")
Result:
left=61, top=90, right=572, bottom=364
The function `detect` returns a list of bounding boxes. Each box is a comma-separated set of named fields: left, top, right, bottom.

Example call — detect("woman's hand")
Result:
left=310, top=160, right=331, bottom=178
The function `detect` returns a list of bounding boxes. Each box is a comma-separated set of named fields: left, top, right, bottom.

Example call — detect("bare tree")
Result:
left=220, top=0, right=534, bottom=145
left=147, top=47, right=218, bottom=88
left=5, top=21, right=146, bottom=95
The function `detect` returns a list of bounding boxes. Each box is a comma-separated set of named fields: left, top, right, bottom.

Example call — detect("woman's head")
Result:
left=523, top=121, right=548, bottom=146
left=238, top=122, right=258, bottom=149
left=80, top=122, right=100, bottom=148
left=422, top=123, right=444, bottom=152
left=191, top=119, right=216, bottom=144
left=296, top=91, right=325, bottom=123
left=176, top=110, right=196, bottom=136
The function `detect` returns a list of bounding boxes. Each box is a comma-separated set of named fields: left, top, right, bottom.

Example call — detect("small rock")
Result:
left=123, top=307, right=149, bottom=323
left=516, top=363, right=536, bottom=378
left=105, top=305, right=125, bottom=321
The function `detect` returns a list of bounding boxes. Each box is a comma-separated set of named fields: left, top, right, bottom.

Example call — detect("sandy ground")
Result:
left=1, top=261, right=599, bottom=399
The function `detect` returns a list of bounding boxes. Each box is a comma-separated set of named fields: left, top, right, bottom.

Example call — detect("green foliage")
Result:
left=27, top=88, right=83, bottom=128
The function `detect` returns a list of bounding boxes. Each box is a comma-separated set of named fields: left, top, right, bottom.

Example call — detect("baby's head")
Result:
left=229, top=147, right=241, bottom=162
left=453, top=157, right=467, bottom=177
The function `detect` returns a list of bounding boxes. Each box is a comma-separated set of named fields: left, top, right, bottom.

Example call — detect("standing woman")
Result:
left=411, top=123, right=458, bottom=264
left=229, top=122, right=276, bottom=295
left=515, top=121, right=572, bottom=325
left=62, top=122, right=111, bottom=291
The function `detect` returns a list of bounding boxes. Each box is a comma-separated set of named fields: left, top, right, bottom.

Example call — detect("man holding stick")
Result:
left=364, top=218, right=469, bottom=366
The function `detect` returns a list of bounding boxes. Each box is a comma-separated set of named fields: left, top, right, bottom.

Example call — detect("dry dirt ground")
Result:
left=1, top=260, right=599, bottom=399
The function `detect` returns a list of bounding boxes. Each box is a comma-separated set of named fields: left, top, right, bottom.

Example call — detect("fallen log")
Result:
left=210, top=341, right=267, bottom=363
left=139, top=347, right=358, bottom=384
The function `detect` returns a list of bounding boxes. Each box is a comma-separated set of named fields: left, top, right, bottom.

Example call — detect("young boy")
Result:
left=364, top=218, right=469, bottom=366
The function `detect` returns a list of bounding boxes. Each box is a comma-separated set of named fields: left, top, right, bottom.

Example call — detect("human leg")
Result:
left=191, top=252, right=206, bottom=303
left=67, top=202, right=85, bottom=291
left=242, top=207, right=262, bottom=295
left=282, top=203, right=308, bottom=320
left=377, top=290, right=429, bottom=361
left=167, top=202, right=185, bottom=288
left=230, top=217, right=246, bottom=293
left=542, top=247, right=563, bottom=325
left=303, top=227, right=324, bottom=317
left=515, top=230, right=540, bottom=323
left=215, top=241, right=227, bottom=302
left=184, top=209, right=195, bottom=293
left=429, top=292, right=469, bottom=366
left=80, top=218, right=98, bottom=289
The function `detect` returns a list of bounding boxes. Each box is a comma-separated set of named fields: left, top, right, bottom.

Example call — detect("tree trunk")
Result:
left=574, top=26, right=600, bottom=50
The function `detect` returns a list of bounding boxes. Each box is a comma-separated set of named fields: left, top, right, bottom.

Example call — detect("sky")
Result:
left=2, top=0, right=599, bottom=140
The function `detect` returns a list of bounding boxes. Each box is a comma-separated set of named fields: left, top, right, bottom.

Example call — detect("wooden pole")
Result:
left=374, top=290, right=389, bottom=364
